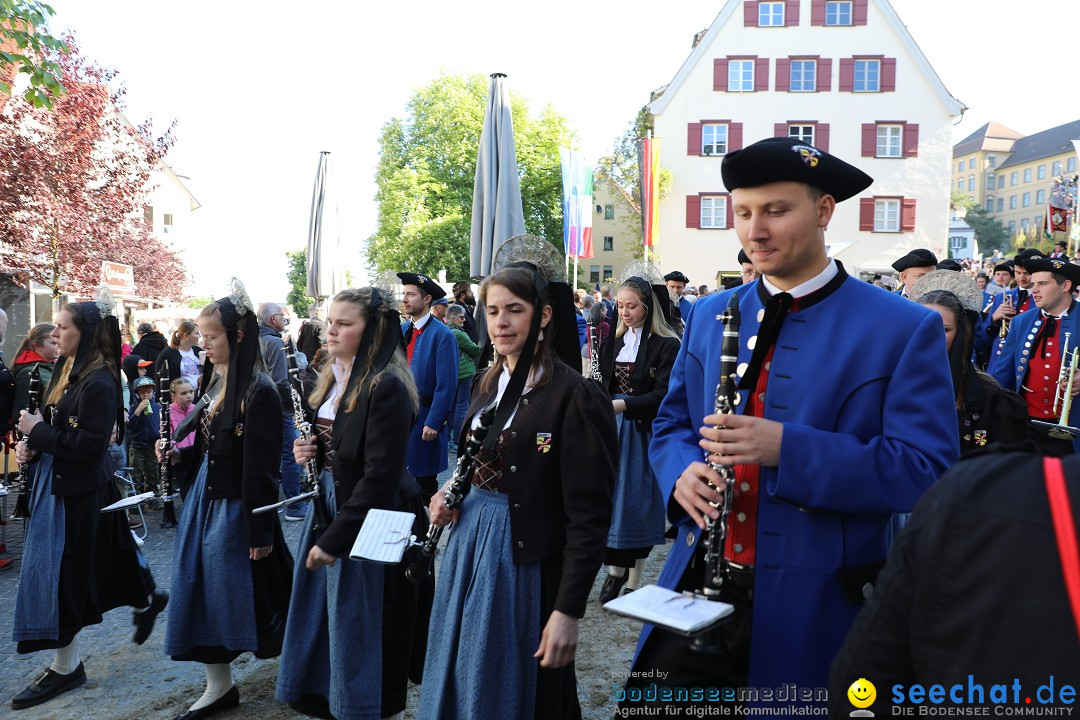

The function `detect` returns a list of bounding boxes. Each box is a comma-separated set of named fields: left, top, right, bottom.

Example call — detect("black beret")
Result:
left=892, top=248, right=939, bottom=272
left=1014, top=249, right=1045, bottom=268
left=721, top=136, right=873, bottom=203
left=664, top=271, right=689, bottom=284
left=396, top=272, right=446, bottom=301
left=937, top=258, right=962, bottom=272
left=1056, top=240, right=1068, bottom=249
left=992, top=263, right=1014, bottom=275
left=737, top=249, right=751, bottom=265
left=1023, top=257, right=1080, bottom=285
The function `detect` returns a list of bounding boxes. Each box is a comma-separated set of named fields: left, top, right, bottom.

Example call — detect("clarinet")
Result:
left=691, top=291, right=740, bottom=654
left=158, top=370, right=178, bottom=527
left=287, top=342, right=332, bottom=536
left=10, top=363, right=41, bottom=520
left=587, top=322, right=603, bottom=383
left=406, top=403, right=497, bottom=584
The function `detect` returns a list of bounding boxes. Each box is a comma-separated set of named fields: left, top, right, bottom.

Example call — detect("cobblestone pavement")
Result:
left=0, top=462, right=670, bottom=719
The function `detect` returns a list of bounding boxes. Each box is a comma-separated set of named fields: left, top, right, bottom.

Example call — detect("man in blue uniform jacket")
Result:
left=990, top=256, right=1080, bottom=456
left=984, top=249, right=1043, bottom=369
left=397, top=272, right=459, bottom=502
left=624, top=137, right=959, bottom=707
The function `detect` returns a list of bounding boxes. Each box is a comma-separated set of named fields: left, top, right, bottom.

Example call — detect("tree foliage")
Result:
left=0, top=33, right=186, bottom=300
left=367, top=73, right=576, bottom=280
left=285, top=249, right=312, bottom=317
left=0, top=1, right=66, bottom=109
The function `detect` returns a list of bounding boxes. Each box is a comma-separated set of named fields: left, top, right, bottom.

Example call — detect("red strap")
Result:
left=1043, top=456, right=1080, bottom=642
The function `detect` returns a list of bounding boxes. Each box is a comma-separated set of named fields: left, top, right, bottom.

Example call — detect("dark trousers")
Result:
left=1027, top=418, right=1076, bottom=457
left=415, top=475, right=438, bottom=506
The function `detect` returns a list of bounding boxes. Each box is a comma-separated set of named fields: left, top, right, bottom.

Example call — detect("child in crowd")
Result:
left=168, top=377, right=196, bottom=499
left=127, top=377, right=161, bottom=500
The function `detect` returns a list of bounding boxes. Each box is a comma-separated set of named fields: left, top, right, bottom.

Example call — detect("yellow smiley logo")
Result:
left=847, top=678, right=876, bottom=709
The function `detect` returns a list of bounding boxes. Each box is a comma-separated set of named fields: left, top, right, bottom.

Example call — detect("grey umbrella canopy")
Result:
left=306, top=151, right=345, bottom=306
left=469, top=73, right=526, bottom=278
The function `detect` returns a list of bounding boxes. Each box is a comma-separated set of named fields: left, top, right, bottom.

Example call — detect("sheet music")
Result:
left=349, top=509, right=416, bottom=564
left=603, top=584, right=735, bottom=635
left=101, top=492, right=156, bottom=513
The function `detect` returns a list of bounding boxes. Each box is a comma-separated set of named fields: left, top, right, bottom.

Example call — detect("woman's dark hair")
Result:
left=587, top=302, right=606, bottom=326
left=917, top=290, right=973, bottom=410
left=477, top=266, right=555, bottom=397
left=171, top=320, right=198, bottom=349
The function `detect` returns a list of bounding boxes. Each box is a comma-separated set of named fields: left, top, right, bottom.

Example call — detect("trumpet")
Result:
left=1032, top=334, right=1080, bottom=440
left=1054, top=333, right=1074, bottom=417
left=999, top=293, right=1013, bottom=339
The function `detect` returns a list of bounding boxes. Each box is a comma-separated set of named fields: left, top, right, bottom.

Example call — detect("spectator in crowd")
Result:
left=155, top=320, right=203, bottom=394
left=296, top=303, right=327, bottom=364
left=131, top=322, right=168, bottom=363
left=0, top=308, right=14, bottom=433
left=697, top=284, right=710, bottom=297
left=168, top=377, right=197, bottom=499
left=127, top=376, right=162, bottom=501
left=451, top=281, right=479, bottom=343
left=431, top=296, right=449, bottom=323
left=10, top=323, right=58, bottom=425
left=444, top=303, right=480, bottom=454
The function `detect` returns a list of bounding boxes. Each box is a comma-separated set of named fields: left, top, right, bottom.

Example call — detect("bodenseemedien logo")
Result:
left=848, top=678, right=876, bottom=717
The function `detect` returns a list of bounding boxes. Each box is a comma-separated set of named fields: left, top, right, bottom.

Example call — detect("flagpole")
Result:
left=573, top=255, right=579, bottom=290
left=643, top=130, right=651, bottom=264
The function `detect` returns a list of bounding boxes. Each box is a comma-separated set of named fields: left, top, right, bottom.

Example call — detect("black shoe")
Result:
left=133, top=589, right=169, bottom=645
left=288, top=693, right=335, bottom=719
left=11, top=662, right=87, bottom=710
left=598, top=571, right=628, bottom=604
left=173, top=686, right=239, bottom=720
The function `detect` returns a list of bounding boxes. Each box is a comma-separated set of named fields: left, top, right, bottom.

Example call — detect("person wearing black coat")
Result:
left=155, top=320, right=204, bottom=394
left=596, top=277, right=681, bottom=602
left=131, top=322, right=168, bottom=364
left=12, top=293, right=166, bottom=711
left=276, top=286, right=430, bottom=720
left=162, top=281, right=292, bottom=720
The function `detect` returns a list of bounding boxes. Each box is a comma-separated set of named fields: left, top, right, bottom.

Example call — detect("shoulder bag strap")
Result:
left=1043, top=456, right=1080, bottom=642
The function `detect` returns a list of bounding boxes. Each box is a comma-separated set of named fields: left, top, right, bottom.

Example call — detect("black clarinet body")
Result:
left=406, top=403, right=496, bottom=584
left=158, top=370, right=178, bottom=527
left=286, top=343, right=332, bottom=538
left=691, top=291, right=740, bottom=654
left=10, top=363, right=41, bottom=520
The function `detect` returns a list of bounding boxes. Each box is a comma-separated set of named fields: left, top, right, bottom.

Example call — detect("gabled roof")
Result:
left=994, top=119, right=1080, bottom=171
left=649, top=0, right=964, bottom=117
left=951, top=121, right=1024, bottom=158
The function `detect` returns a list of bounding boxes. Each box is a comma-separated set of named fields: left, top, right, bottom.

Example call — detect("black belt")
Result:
left=724, top=561, right=755, bottom=588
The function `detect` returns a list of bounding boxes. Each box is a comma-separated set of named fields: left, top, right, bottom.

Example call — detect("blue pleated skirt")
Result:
left=419, top=487, right=542, bottom=720
left=13, top=454, right=64, bottom=642
left=608, top=404, right=666, bottom=550
left=276, top=471, right=386, bottom=720
left=165, top=454, right=258, bottom=659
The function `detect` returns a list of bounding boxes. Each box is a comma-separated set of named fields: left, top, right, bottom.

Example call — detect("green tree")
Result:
left=0, top=1, right=67, bottom=108
left=285, top=249, right=312, bottom=317
left=367, top=73, right=576, bottom=280
left=185, top=296, right=214, bottom=310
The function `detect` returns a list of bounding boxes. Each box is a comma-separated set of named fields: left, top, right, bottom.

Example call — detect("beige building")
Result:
left=583, top=179, right=641, bottom=286
left=952, top=119, right=1080, bottom=241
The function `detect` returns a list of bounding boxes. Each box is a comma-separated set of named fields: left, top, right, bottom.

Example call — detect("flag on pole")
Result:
left=559, top=148, right=594, bottom=259
left=638, top=137, right=661, bottom=248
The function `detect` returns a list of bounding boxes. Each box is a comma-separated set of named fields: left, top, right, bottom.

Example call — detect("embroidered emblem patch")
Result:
left=536, top=433, right=552, bottom=453
left=792, top=144, right=821, bottom=167
left=974, top=429, right=987, bottom=446
left=68, top=415, right=78, bottom=428
left=234, top=423, right=244, bottom=437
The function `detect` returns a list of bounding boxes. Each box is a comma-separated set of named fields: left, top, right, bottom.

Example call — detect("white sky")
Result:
left=45, top=0, right=1080, bottom=303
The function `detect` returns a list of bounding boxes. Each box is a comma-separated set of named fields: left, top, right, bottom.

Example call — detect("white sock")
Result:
left=608, top=565, right=627, bottom=578
left=133, top=594, right=153, bottom=613
left=50, top=637, right=80, bottom=676
left=382, top=713, right=404, bottom=720
left=189, top=663, right=233, bottom=711
left=626, top=558, right=647, bottom=590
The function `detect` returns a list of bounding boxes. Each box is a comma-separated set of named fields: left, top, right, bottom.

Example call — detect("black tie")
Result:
left=739, top=292, right=794, bottom=390
left=1036, top=313, right=1058, bottom=357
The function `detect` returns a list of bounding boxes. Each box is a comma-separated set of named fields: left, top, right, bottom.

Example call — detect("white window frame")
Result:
left=788, top=124, right=815, bottom=146
left=825, top=0, right=852, bottom=25
left=1024, top=168, right=1032, bottom=183
left=876, top=124, right=902, bottom=158
left=1010, top=171, right=1018, bottom=186
left=758, top=1, right=784, bottom=26
left=853, top=59, right=880, bottom=92
left=1022, top=192, right=1030, bottom=207
left=874, top=199, right=900, bottom=232
left=950, top=236, right=966, bottom=251
left=1009, top=195, right=1017, bottom=210
left=968, top=176, right=975, bottom=192
left=789, top=59, right=817, bottom=92
left=701, top=196, right=728, bottom=229
left=702, top=123, right=729, bottom=155
left=728, top=60, right=755, bottom=92
left=1038, top=165, right=1046, bottom=180
left=1037, top=189, right=1045, bottom=204
left=969, top=158, right=976, bottom=170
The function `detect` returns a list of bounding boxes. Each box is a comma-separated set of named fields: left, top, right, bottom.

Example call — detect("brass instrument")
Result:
left=1054, top=333, right=1074, bottom=417
left=1032, top=333, right=1080, bottom=440
left=999, top=293, right=1013, bottom=339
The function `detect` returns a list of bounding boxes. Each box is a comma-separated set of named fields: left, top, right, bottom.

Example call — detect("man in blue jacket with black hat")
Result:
left=622, top=136, right=959, bottom=711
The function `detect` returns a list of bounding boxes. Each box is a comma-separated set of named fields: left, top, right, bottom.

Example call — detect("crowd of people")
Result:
left=0, top=134, right=1077, bottom=720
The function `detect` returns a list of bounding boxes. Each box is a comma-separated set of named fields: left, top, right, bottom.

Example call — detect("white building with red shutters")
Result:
left=649, top=0, right=965, bottom=284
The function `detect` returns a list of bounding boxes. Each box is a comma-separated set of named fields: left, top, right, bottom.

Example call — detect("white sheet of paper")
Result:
left=349, top=509, right=416, bottom=564
left=101, top=492, right=156, bottom=512
left=603, top=584, right=735, bottom=635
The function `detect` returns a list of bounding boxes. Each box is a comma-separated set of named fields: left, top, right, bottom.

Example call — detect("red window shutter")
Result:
left=839, top=58, right=854, bottom=91
left=774, top=122, right=788, bottom=138
left=687, top=123, right=703, bottom=156
left=729, top=123, right=744, bottom=152
left=859, top=198, right=875, bottom=231
left=816, top=123, right=830, bottom=152
left=725, top=196, right=734, bottom=229
left=744, top=0, right=759, bottom=26
left=686, top=195, right=701, bottom=229
left=903, top=123, right=919, bottom=157
left=853, top=0, right=869, bottom=25
left=810, top=0, right=826, bottom=25
left=785, top=0, right=799, bottom=25
left=714, top=58, right=729, bottom=91
left=754, top=57, right=769, bottom=91
left=775, top=58, right=791, bottom=91
left=817, top=57, right=832, bottom=91
left=901, top=198, right=917, bottom=231
left=861, top=123, right=877, bottom=157
left=881, top=58, right=897, bottom=91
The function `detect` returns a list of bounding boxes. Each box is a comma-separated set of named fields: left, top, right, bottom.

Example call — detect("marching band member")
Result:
left=990, top=257, right=1080, bottom=457
left=985, top=249, right=1043, bottom=368
left=419, top=256, right=617, bottom=720
left=891, top=248, right=937, bottom=298
left=162, top=280, right=292, bottom=720
left=596, top=276, right=680, bottom=602
left=276, top=287, right=429, bottom=720
left=625, top=137, right=959, bottom=706
left=12, top=291, right=166, bottom=710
